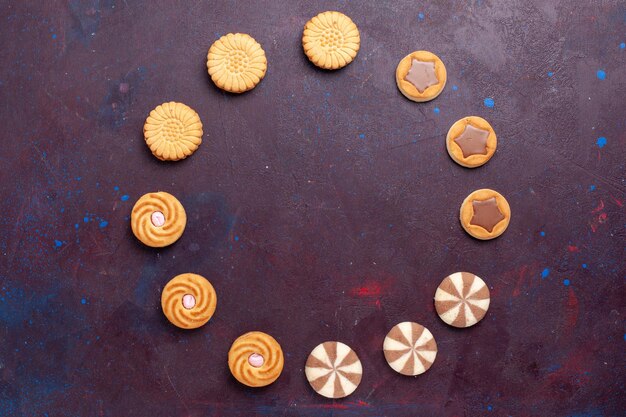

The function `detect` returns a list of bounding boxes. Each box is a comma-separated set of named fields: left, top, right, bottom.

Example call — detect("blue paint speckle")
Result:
left=582, top=263, right=587, bottom=269
left=452, top=85, right=458, bottom=91
left=541, top=268, right=550, bottom=279
left=74, top=223, right=79, bottom=230
left=81, top=298, right=87, bottom=305
left=540, top=231, right=546, bottom=237
left=547, top=71, right=554, bottom=77
left=113, top=186, right=119, bottom=191
left=596, top=69, right=606, bottom=80
left=418, top=12, right=425, bottom=20
left=83, top=216, right=89, bottom=223
left=433, top=107, right=440, bottom=114
left=589, top=185, right=596, bottom=191
left=623, top=334, right=626, bottom=341
left=120, top=195, right=129, bottom=201
left=359, top=133, right=365, bottom=139
left=99, top=221, right=108, bottom=228
left=563, top=279, right=570, bottom=286
left=596, top=137, right=606, bottom=148
left=620, top=42, right=625, bottom=49
left=234, top=235, right=239, bottom=241
left=54, top=240, right=63, bottom=247
left=51, top=33, right=57, bottom=39
left=487, top=405, right=493, bottom=411
left=483, top=97, right=495, bottom=108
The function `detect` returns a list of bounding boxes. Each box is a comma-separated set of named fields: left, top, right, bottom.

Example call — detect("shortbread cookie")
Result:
left=207, top=33, right=267, bottom=93
left=302, top=11, right=360, bottom=70
left=447, top=116, right=497, bottom=167
left=435, top=272, right=490, bottom=328
left=131, top=192, right=186, bottom=247
left=161, top=273, right=217, bottom=329
left=383, top=322, right=437, bottom=376
left=396, top=51, right=447, bottom=102
left=228, top=331, right=284, bottom=387
left=305, top=341, right=362, bottom=398
left=460, top=189, right=511, bottom=239
left=143, top=102, right=203, bottom=161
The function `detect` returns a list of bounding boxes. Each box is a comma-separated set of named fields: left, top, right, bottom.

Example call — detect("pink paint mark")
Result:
left=375, top=299, right=382, bottom=310
left=567, top=245, right=579, bottom=253
left=610, top=195, right=623, bottom=207
left=351, top=282, right=382, bottom=297
left=565, top=288, right=579, bottom=330
left=591, top=200, right=604, bottom=213
left=598, top=212, right=608, bottom=223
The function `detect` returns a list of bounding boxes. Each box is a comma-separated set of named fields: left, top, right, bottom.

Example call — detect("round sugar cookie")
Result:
left=396, top=51, right=446, bottom=102
left=130, top=192, right=186, bottom=247
left=460, top=189, right=511, bottom=239
left=305, top=341, right=362, bottom=398
left=383, top=322, right=437, bottom=376
left=435, top=272, right=490, bottom=328
left=302, top=11, right=360, bottom=70
left=207, top=33, right=267, bottom=93
left=161, top=273, right=217, bottom=329
left=447, top=116, right=497, bottom=168
left=228, top=331, right=284, bottom=387
left=143, top=102, right=203, bottom=161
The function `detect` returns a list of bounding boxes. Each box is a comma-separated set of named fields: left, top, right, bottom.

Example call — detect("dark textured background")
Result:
left=0, top=1, right=624, bottom=416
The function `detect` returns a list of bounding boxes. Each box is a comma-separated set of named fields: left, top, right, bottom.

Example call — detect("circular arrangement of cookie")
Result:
left=435, top=272, right=490, bottom=328
left=305, top=341, right=362, bottom=398
left=383, top=322, right=437, bottom=376
left=460, top=189, right=511, bottom=239
left=130, top=192, right=187, bottom=247
left=396, top=51, right=447, bottom=102
left=228, top=331, right=284, bottom=387
left=447, top=116, right=497, bottom=168
left=143, top=102, right=203, bottom=161
left=302, top=11, right=360, bottom=70
left=207, top=33, right=267, bottom=93
left=161, top=273, right=217, bottom=329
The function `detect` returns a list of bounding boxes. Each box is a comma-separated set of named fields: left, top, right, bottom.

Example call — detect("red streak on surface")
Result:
left=567, top=245, right=579, bottom=252
left=512, top=265, right=529, bottom=297
left=352, top=282, right=382, bottom=297
left=565, top=288, right=579, bottom=329
left=610, top=195, right=623, bottom=207
left=591, top=200, right=604, bottom=213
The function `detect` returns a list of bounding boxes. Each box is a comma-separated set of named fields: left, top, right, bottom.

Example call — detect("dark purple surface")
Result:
left=1, top=1, right=625, bottom=416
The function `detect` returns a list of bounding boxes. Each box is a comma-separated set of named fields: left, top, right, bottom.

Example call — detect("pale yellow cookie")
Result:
left=396, top=51, right=447, bottom=102
left=460, top=189, right=511, bottom=240
left=447, top=116, right=497, bottom=168
left=143, top=102, right=203, bottom=161
left=207, top=33, right=267, bottom=93
left=228, top=331, right=284, bottom=387
left=130, top=192, right=186, bottom=247
left=302, top=11, right=360, bottom=70
left=161, top=273, right=217, bottom=329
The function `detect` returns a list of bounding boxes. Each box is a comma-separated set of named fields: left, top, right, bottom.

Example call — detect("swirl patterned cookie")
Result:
left=435, top=272, right=490, bottom=328
left=161, top=273, right=217, bottom=329
left=305, top=341, right=362, bottom=398
left=143, top=102, right=203, bottom=161
left=207, top=33, right=267, bottom=93
left=302, top=11, right=360, bottom=70
left=228, top=331, right=284, bottom=387
left=383, top=322, right=437, bottom=376
left=130, top=192, right=186, bottom=248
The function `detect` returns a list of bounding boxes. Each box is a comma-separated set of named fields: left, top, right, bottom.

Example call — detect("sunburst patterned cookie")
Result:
left=130, top=192, right=186, bottom=248
left=383, top=322, right=437, bottom=376
left=305, top=341, right=362, bottom=398
left=435, top=272, right=491, bottom=328
left=143, top=102, right=203, bottom=161
left=207, top=33, right=267, bottom=93
left=228, top=331, right=284, bottom=387
left=302, top=11, right=360, bottom=70
left=161, top=273, right=217, bottom=329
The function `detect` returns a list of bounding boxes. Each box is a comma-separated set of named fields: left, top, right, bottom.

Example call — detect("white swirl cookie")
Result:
left=435, top=272, right=490, bottom=328
left=305, top=341, right=362, bottom=398
left=130, top=192, right=186, bottom=247
left=383, top=322, right=437, bottom=376
left=161, top=273, right=217, bottom=329
left=207, top=33, right=267, bottom=93
left=143, top=102, right=203, bottom=161
left=302, top=11, right=360, bottom=70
